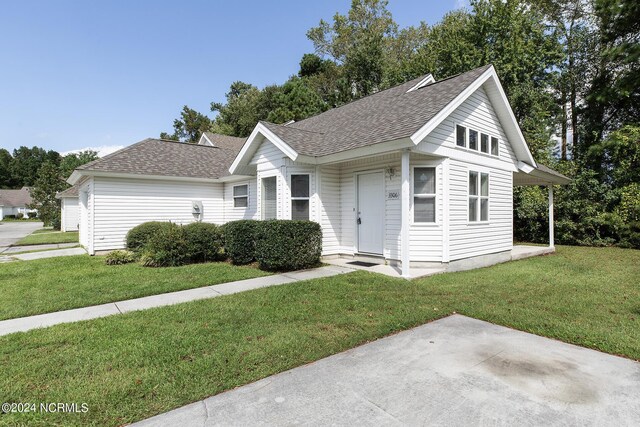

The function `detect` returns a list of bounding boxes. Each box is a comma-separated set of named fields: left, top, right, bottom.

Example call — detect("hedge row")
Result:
left=121, top=219, right=322, bottom=271
left=124, top=222, right=224, bottom=267
left=222, top=219, right=322, bottom=271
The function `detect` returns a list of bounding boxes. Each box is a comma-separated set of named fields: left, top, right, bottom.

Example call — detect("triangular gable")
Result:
left=410, top=66, right=536, bottom=167
left=229, top=122, right=298, bottom=174
left=198, top=133, right=214, bottom=146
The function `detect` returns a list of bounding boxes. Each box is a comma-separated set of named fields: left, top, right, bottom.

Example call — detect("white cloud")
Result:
left=61, top=145, right=124, bottom=158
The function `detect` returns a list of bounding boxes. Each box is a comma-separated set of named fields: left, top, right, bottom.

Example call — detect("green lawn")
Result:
left=15, top=231, right=79, bottom=245
left=0, top=246, right=638, bottom=426
left=0, top=255, right=269, bottom=320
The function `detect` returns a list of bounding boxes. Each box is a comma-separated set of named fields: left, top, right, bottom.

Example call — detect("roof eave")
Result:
left=67, top=169, right=223, bottom=184
left=229, top=122, right=299, bottom=175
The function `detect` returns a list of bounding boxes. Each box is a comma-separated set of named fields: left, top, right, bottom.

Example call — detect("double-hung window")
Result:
left=290, top=174, right=310, bottom=220
left=469, top=171, right=489, bottom=222
left=233, top=184, right=248, bottom=208
left=261, top=176, right=277, bottom=219
left=413, top=167, right=436, bottom=223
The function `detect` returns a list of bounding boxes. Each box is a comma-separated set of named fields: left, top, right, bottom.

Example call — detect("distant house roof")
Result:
left=200, top=132, right=247, bottom=152
left=56, top=185, right=79, bottom=199
left=69, top=138, right=243, bottom=183
left=0, top=187, right=33, bottom=207
left=257, top=65, right=492, bottom=157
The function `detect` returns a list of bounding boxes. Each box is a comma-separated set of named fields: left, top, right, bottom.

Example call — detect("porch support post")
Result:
left=548, top=184, right=554, bottom=248
left=401, top=149, right=411, bottom=278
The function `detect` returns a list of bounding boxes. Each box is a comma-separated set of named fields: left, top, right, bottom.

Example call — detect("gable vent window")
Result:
left=469, top=171, right=489, bottom=222
left=261, top=176, right=277, bottom=219
left=290, top=174, right=310, bottom=220
left=233, top=184, right=248, bottom=208
left=413, top=167, right=436, bottom=223
left=456, top=125, right=466, bottom=147
left=491, top=137, right=499, bottom=156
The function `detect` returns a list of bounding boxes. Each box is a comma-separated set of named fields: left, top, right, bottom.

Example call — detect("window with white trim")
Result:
left=469, top=171, right=489, bottom=222
left=480, top=133, right=489, bottom=153
left=491, top=136, right=499, bottom=156
left=469, top=129, right=478, bottom=150
left=290, top=174, right=310, bottom=220
left=233, top=184, right=248, bottom=208
left=413, top=167, right=436, bottom=223
left=261, top=176, right=277, bottom=219
left=456, top=125, right=466, bottom=147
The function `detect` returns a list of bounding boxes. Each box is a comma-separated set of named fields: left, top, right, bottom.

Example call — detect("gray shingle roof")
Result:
left=265, top=65, right=492, bottom=157
left=0, top=187, right=33, bottom=207
left=76, top=138, right=241, bottom=180
left=56, top=185, right=79, bottom=198
left=202, top=132, right=247, bottom=152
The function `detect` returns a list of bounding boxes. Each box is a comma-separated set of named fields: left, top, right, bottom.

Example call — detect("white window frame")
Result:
left=260, top=174, right=278, bottom=220
left=468, top=170, right=490, bottom=223
left=454, top=123, right=500, bottom=158
left=232, top=184, right=248, bottom=209
left=290, top=173, right=310, bottom=221
left=411, top=165, right=438, bottom=225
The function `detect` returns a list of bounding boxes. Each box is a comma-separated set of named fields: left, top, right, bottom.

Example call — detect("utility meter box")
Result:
left=192, top=201, right=203, bottom=221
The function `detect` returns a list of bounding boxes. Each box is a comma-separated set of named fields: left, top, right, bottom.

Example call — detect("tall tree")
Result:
left=161, top=106, right=212, bottom=143
left=59, top=150, right=99, bottom=178
left=0, top=149, right=13, bottom=189
left=307, top=0, right=398, bottom=98
left=10, top=146, right=60, bottom=188
left=27, top=162, right=66, bottom=228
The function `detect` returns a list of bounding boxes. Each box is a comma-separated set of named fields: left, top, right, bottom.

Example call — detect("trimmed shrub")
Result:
left=254, top=220, right=322, bottom=271
left=16, top=213, right=24, bottom=220
left=126, top=221, right=173, bottom=252
left=27, top=211, right=37, bottom=219
left=222, top=220, right=259, bottom=265
left=105, top=250, right=137, bottom=265
left=140, top=223, right=189, bottom=267
left=183, top=222, right=224, bottom=263
left=3, top=215, right=16, bottom=220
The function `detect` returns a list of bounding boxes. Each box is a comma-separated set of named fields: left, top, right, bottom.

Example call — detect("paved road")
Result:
left=0, top=221, right=43, bottom=253
left=135, top=315, right=640, bottom=427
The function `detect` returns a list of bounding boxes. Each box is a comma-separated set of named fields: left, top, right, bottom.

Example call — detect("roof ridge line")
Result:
left=261, top=121, right=325, bottom=135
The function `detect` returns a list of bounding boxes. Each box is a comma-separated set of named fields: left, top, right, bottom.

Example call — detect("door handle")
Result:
left=357, top=217, right=362, bottom=225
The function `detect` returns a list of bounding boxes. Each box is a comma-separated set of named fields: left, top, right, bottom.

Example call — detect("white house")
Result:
left=56, top=185, right=80, bottom=231
left=0, top=187, right=37, bottom=219
left=67, top=65, right=569, bottom=277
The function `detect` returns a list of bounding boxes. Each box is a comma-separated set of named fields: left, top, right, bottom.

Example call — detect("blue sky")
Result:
left=0, top=1, right=462, bottom=155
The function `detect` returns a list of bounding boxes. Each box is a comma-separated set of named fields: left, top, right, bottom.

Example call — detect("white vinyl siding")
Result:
left=61, top=197, right=79, bottom=232
left=90, top=177, right=223, bottom=253
left=449, top=159, right=512, bottom=260
left=417, top=86, right=517, bottom=166
left=318, top=164, right=341, bottom=256
left=223, top=180, right=257, bottom=222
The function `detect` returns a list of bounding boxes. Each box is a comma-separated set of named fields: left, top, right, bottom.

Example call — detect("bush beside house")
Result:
left=254, top=220, right=322, bottom=271
left=120, top=219, right=321, bottom=271
left=222, top=220, right=259, bottom=265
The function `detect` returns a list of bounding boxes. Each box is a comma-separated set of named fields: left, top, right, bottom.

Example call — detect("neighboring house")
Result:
left=0, top=187, right=37, bottom=219
left=68, top=65, right=569, bottom=277
left=56, top=185, right=80, bottom=231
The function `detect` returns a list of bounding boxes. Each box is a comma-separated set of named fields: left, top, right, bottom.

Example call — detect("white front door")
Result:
left=357, top=171, right=384, bottom=255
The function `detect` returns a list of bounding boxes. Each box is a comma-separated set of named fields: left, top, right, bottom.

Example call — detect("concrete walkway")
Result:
left=0, top=265, right=354, bottom=336
left=11, top=247, right=86, bottom=261
left=0, top=221, right=43, bottom=252
left=2, top=242, right=79, bottom=254
left=134, top=315, right=640, bottom=427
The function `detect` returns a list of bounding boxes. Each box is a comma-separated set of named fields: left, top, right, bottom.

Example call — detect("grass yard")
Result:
left=15, top=230, right=79, bottom=245
left=0, top=255, right=270, bottom=320
left=0, top=246, right=638, bottom=426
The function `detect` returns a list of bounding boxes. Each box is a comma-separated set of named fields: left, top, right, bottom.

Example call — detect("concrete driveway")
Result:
left=0, top=221, right=43, bottom=253
left=135, top=315, right=640, bottom=426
